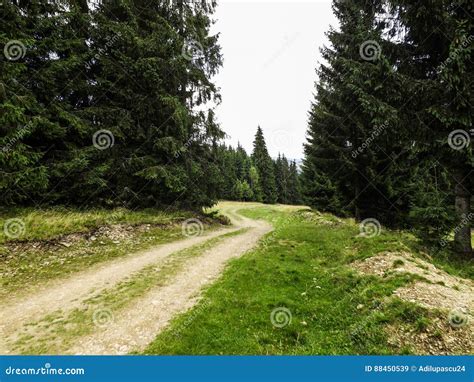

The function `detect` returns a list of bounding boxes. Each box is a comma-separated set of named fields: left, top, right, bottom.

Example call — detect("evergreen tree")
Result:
left=388, top=0, right=473, bottom=255
left=288, top=160, right=302, bottom=205
left=302, top=0, right=408, bottom=223
left=249, top=164, right=263, bottom=202
left=252, top=126, right=277, bottom=204
left=0, top=0, right=76, bottom=204
left=302, top=0, right=472, bottom=257
left=1, top=0, right=224, bottom=210
left=274, top=154, right=291, bottom=204
left=216, top=142, right=300, bottom=204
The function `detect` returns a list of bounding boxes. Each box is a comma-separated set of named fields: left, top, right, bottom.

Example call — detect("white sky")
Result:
left=211, top=0, right=337, bottom=159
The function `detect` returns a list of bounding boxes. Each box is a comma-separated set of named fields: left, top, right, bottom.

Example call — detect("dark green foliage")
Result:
left=1, top=0, right=223, bottom=209
left=274, top=155, right=302, bottom=205
left=392, top=0, right=473, bottom=255
left=302, top=0, right=406, bottom=222
left=408, top=163, right=456, bottom=248
left=301, top=0, right=472, bottom=256
left=274, top=154, right=289, bottom=204
left=215, top=144, right=255, bottom=201
left=252, top=126, right=277, bottom=204
left=0, top=1, right=62, bottom=204
left=215, top=140, right=301, bottom=205
left=287, top=160, right=302, bottom=205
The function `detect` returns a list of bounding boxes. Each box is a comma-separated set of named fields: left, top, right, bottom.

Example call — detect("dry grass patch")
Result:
left=299, top=211, right=344, bottom=226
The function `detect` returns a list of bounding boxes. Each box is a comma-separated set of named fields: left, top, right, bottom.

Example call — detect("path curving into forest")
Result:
left=0, top=202, right=272, bottom=354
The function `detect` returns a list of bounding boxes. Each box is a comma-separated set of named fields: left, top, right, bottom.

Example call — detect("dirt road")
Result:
left=0, top=202, right=272, bottom=354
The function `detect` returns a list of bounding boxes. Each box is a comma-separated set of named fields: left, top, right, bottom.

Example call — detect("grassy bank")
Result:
left=0, top=207, right=195, bottom=244
left=144, top=205, right=473, bottom=355
left=0, top=207, right=225, bottom=299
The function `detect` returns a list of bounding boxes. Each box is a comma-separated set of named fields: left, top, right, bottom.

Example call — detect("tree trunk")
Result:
left=352, top=127, right=361, bottom=221
left=453, top=171, right=472, bottom=258
left=353, top=172, right=361, bottom=221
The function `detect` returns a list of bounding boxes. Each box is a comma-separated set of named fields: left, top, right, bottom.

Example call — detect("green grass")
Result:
left=12, top=228, right=248, bottom=354
left=0, top=207, right=225, bottom=299
left=0, top=207, right=196, bottom=244
left=143, top=205, right=472, bottom=355
left=417, top=247, right=474, bottom=280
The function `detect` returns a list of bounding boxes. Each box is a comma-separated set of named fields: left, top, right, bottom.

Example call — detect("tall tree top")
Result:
left=252, top=126, right=270, bottom=158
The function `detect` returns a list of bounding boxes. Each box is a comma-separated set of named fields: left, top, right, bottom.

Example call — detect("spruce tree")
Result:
left=1, top=0, right=224, bottom=210
left=274, top=154, right=291, bottom=204
left=302, top=0, right=472, bottom=257
left=388, top=0, right=473, bottom=255
left=302, top=0, right=407, bottom=223
left=1, top=1, right=46, bottom=204
left=288, top=160, right=302, bottom=205
left=249, top=165, right=263, bottom=202
left=252, top=126, right=277, bottom=204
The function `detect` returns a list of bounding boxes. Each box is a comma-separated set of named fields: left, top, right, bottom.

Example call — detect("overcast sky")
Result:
left=211, top=0, right=337, bottom=159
